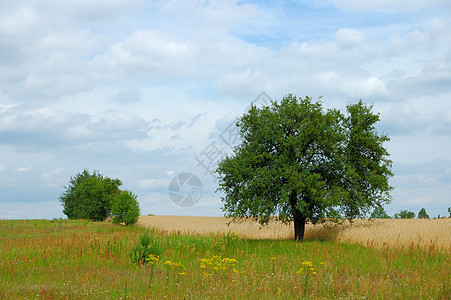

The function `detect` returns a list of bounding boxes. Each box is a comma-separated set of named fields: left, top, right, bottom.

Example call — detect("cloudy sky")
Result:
left=1, top=0, right=450, bottom=219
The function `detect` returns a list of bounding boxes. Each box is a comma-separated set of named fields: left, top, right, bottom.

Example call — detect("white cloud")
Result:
left=125, top=120, right=207, bottom=154
left=0, top=107, right=149, bottom=152
left=336, top=28, right=368, bottom=49
left=0, top=5, right=103, bottom=101
left=0, top=5, right=39, bottom=34
left=215, top=26, right=382, bottom=99
left=159, top=0, right=258, bottom=37
left=0, top=101, right=16, bottom=113
left=15, top=166, right=33, bottom=173
left=138, top=178, right=169, bottom=191
left=138, top=179, right=155, bottom=190
left=39, top=0, right=142, bottom=21
left=110, top=89, right=142, bottom=104
left=332, top=0, right=451, bottom=12
left=41, top=168, right=64, bottom=186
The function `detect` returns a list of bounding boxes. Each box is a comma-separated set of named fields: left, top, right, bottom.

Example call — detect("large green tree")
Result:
left=59, top=169, right=122, bottom=221
left=217, top=95, right=393, bottom=240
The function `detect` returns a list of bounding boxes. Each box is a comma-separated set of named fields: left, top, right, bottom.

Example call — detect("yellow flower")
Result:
left=200, top=255, right=239, bottom=274
left=302, top=261, right=313, bottom=267
left=146, top=254, right=160, bottom=264
left=178, top=272, right=186, bottom=276
left=270, top=257, right=276, bottom=260
left=296, top=268, right=304, bottom=274
left=164, top=260, right=186, bottom=272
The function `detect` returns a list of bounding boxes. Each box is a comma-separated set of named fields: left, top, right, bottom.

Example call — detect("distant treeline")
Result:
left=370, top=207, right=451, bottom=219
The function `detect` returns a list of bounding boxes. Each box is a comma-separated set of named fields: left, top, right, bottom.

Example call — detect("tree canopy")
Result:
left=394, top=210, right=415, bottom=219
left=370, top=207, right=391, bottom=219
left=217, top=95, right=393, bottom=240
left=417, top=208, right=429, bottom=219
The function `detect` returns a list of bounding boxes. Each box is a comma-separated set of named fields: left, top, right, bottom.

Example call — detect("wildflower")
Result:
left=297, top=261, right=319, bottom=276
left=302, top=261, right=313, bottom=267
left=146, top=254, right=160, bottom=264
left=164, top=260, right=185, bottom=272
left=270, top=257, right=276, bottom=260
left=200, top=255, right=240, bottom=276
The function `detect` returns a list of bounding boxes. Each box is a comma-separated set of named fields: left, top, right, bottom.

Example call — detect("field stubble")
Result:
left=138, top=216, right=451, bottom=251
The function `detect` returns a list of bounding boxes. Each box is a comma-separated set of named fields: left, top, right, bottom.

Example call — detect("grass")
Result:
left=0, top=219, right=449, bottom=299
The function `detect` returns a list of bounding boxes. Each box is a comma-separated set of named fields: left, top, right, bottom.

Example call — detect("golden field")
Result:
left=138, top=215, right=451, bottom=251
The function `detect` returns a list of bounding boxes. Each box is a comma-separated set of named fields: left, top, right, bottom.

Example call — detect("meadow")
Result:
left=0, top=217, right=449, bottom=299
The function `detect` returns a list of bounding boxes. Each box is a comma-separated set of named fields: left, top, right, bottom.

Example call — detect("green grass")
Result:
left=0, top=219, right=449, bottom=299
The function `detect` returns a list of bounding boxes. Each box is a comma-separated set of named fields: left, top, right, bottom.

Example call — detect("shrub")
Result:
left=59, top=169, right=122, bottom=221
left=417, top=208, right=429, bottom=219
left=130, top=233, right=163, bottom=265
left=112, top=190, right=141, bottom=225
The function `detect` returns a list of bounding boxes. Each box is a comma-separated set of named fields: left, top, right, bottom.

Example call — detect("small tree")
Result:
left=394, top=210, right=415, bottom=219
left=59, top=169, right=122, bottom=221
left=370, top=206, right=391, bottom=219
left=112, top=190, right=141, bottom=225
left=417, top=208, right=429, bottom=219
left=448, top=207, right=451, bottom=218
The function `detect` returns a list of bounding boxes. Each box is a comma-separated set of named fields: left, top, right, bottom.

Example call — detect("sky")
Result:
left=1, top=0, right=450, bottom=219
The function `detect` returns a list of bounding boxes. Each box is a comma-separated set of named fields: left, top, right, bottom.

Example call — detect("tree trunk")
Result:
left=294, top=215, right=306, bottom=241
left=290, top=189, right=306, bottom=241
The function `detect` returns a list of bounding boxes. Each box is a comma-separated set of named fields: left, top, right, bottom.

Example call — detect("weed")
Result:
left=130, top=233, right=163, bottom=266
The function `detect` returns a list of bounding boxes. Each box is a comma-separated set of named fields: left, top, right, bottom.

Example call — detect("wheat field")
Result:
left=138, top=215, right=451, bottom=251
